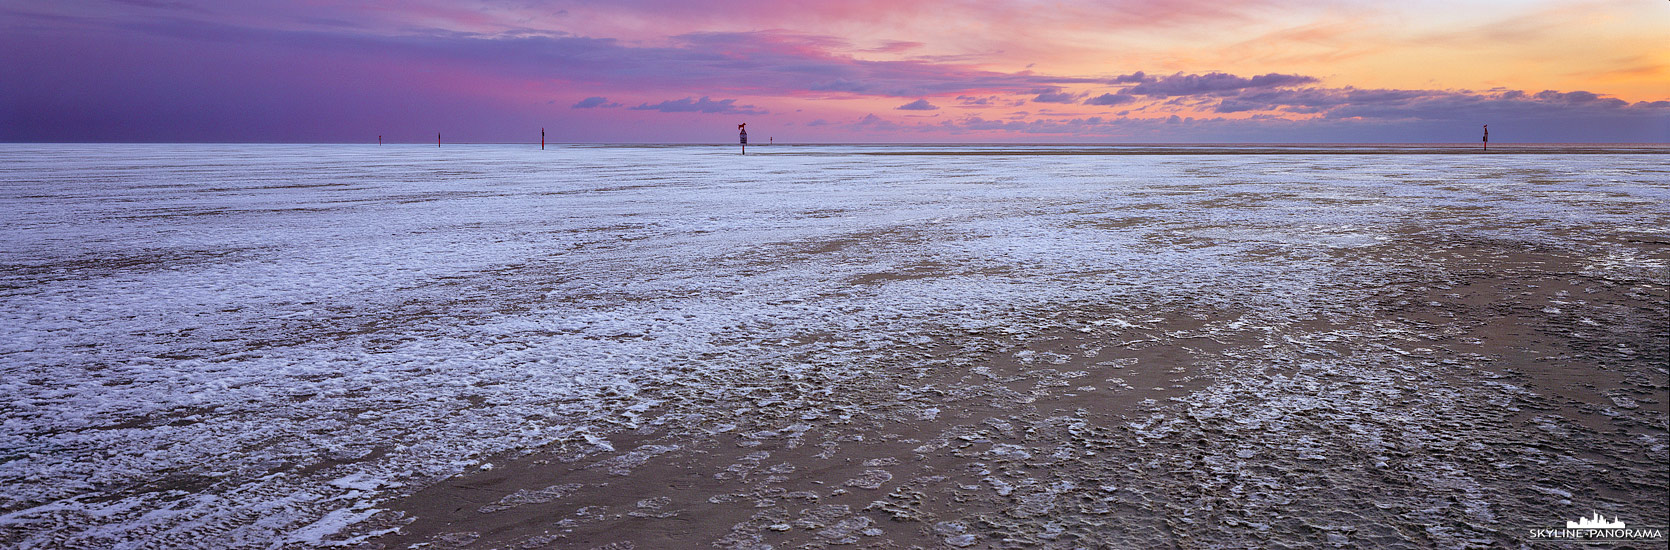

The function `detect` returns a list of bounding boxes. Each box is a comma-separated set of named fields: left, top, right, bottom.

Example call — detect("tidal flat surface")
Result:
left=0, top=144, right=1665, bottom=548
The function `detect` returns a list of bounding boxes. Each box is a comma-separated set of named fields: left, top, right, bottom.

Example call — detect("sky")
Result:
left=3, top=0, right=1667, bottom=143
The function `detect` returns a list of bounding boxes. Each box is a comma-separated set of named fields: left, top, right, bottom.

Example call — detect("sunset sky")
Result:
left=3, top=0, right=1666, bottom=143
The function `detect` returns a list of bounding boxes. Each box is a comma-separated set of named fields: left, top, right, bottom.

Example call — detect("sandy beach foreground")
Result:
left=0, top=144, right=1664, bottom=549
left=366, top=231, right=1667, bottom=549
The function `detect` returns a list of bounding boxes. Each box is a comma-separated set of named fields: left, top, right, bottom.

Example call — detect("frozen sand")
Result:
left=0, top=144, right=1665, bottom=548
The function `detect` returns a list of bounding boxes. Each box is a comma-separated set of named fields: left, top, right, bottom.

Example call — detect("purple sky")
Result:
left=3, top=1, right=1667, bottom=143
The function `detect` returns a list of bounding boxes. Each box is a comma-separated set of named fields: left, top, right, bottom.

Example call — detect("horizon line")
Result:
left=4, top=141, right=1668, bottom=146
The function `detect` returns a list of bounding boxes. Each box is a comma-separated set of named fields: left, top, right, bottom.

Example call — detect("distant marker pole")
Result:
left=739, top=123, right=747, bottom=155
left=378, top=135, right=382, bottom=146
left=541, top=128, right=546, bottom=150
left=1482, top=124, right=1488, bottom=151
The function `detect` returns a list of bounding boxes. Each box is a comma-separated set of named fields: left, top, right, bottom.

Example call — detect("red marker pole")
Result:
left=438, top=132, right=441, bottom=148
left=541, top=128, right=545, bottom=150
left=739, top=123, right=747, bottom=155
left=1482, top=124, right=1488, bottom=151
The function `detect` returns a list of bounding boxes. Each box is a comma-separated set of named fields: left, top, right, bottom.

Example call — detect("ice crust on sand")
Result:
left=0, top=144, right=1665, bottom=547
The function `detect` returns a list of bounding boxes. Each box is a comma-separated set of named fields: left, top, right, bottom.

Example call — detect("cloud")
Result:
left=1030, top=88, right=1083, bottom=103
left=109, top=0, right=207, bottom=12
left=2, top=9, right=1663, bottom=143
left=1319, top=88, right=1643, bottom=122
left=896, top=99, right=939, bottom=110
left=926, top=81, right=1669, bottom=142
left=1198, top=84, right=1660, bottom=126
left=655, top=30, right=1097, bottom=97
left=1212, top=87, right=1344, bottom=113
left=852, top=113, right=906, bottom=131
left=1531, top=90, right=1616, bottom=106
left=571, top=96, right=622, bottom=108
left=628, top=96, right=767, bottom=114
left=1085, top=92, right=1137, bottom=106
left=863, top=40, right=923, bottom=53
left=1110, top=71, right=1154, bottom=84
left=1123, top=71, right=1318, bottom=97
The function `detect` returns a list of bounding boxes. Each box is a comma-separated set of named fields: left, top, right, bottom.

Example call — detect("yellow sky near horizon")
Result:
left=550, top=0, right=1667, bottom=102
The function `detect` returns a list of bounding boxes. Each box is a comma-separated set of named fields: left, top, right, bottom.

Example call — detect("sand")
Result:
left=3, top=144, right=1663, bottom=549
left=364, top=230, right=1667, bottom=549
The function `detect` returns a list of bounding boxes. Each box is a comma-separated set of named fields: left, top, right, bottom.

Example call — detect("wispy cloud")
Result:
left=628, top=96, right=766, bottom=114
left=1117, top=71, right=1318, bottom=97
left=571, top=96, right=622, bottom=108
left=108, top=0, right=207, bottom=12
left=862, top=40, right=924, bottom=53
left=896, top=99, right=938, bottom=110
left=1030, top=88, right=1085, bottom=104
left=1084, top=92, right=1137, bottom=106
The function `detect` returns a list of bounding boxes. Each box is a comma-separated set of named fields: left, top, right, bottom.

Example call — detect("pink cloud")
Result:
left=896, top=99, right=939, bottom=110
left=629, top=97, right=767, bottom=114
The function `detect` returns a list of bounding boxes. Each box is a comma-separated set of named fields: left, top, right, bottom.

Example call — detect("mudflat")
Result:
left=2, top=145, right=1663, bottom=548
left=371, top=230, right=1667, bottom=549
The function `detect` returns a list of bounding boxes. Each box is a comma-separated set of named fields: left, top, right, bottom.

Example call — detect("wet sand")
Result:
left=845, top=147, right=1669, bottom=156
left=4, top=145, right=1664, bottom=548
left=600, top=143, right=1670, bottom=157
left=361, top=231, right=1667, bottom=549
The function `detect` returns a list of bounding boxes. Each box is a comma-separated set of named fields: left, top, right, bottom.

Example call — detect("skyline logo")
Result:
left=1528, top=511, right=1665, bottom=543
left=1567, top=512, right=1625, bottom=529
